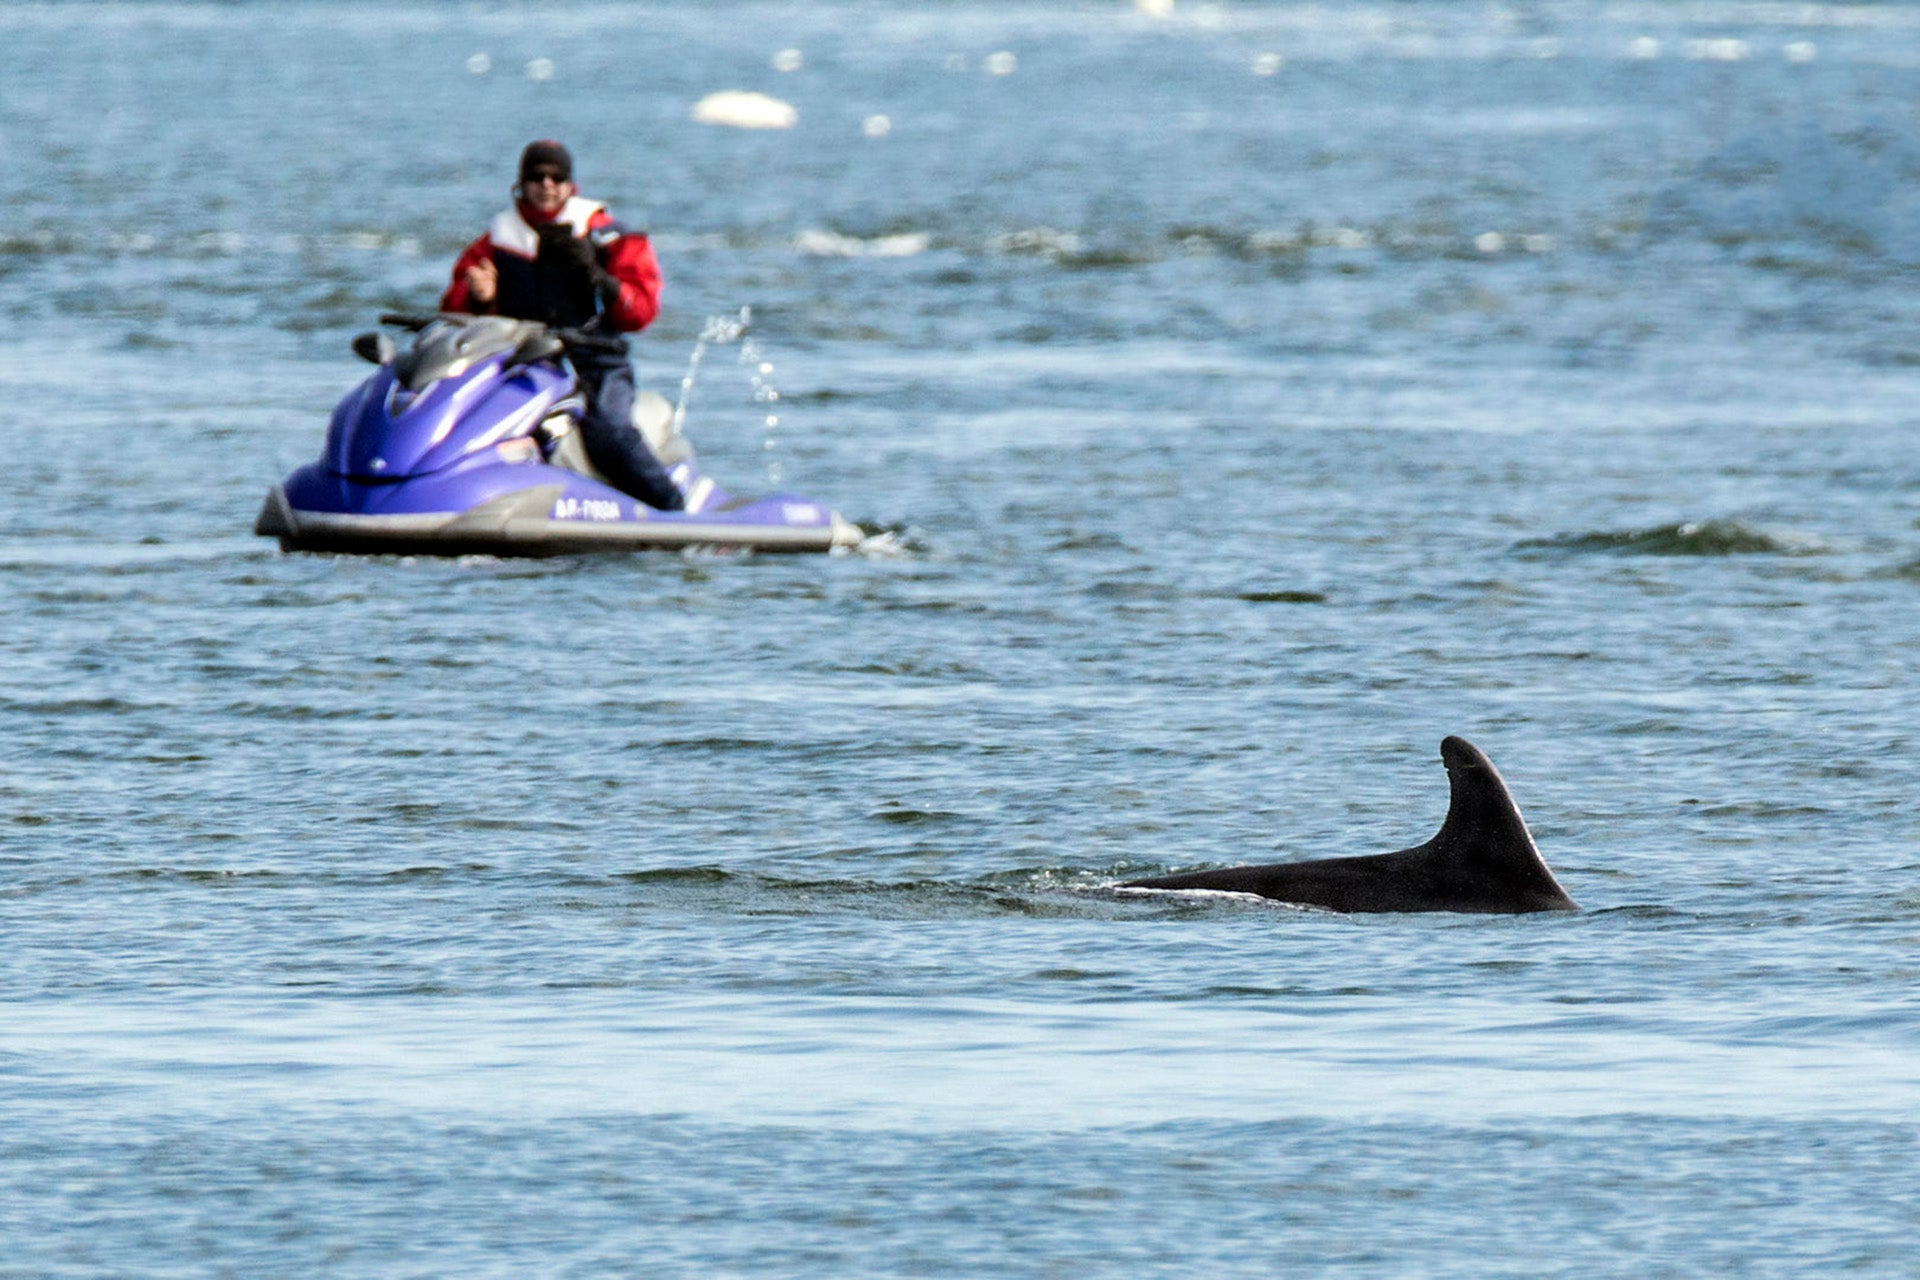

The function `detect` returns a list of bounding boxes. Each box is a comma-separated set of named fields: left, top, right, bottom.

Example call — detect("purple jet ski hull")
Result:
left=257, top=315, right=860, bottom=555
left=257, top=460, right=858, bottom=555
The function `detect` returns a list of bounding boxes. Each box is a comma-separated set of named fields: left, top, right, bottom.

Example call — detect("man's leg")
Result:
left=572, top=352, right=685, bottom=511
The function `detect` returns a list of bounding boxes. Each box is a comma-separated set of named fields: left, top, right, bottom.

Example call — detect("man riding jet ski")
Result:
left=252, top=140, right=859, bottom=555
left=441, top=139, right=682, bottom=512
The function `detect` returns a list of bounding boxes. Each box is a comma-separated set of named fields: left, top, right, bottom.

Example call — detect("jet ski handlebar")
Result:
left=551, top=327, right=627, bottom=355
left=378, top=312, right=440, bottom=332
left=377, top=311, right=626, bottom=355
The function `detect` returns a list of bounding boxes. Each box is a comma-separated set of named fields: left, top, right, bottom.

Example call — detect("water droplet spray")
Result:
left=670, top=305, right=789, bottom=485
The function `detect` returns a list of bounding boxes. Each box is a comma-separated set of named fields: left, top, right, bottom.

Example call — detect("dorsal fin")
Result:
left=1117, top=736, right=1578, bottom=914
left=1423, top=736, right=1576, bottom=909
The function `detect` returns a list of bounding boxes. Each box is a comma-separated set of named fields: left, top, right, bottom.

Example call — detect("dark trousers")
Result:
left=572, top=348, right=685, bottom=511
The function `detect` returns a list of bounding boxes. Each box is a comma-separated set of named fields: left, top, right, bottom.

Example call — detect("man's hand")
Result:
left=464, top=258, right=499, bottom=306
left=537, top=222, right=600, bottom=285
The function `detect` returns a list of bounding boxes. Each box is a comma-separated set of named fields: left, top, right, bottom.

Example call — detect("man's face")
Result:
left=522, top=167, right=575, bottom=215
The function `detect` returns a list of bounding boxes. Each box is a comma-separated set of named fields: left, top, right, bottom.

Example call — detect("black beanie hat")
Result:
left=519, top=139, right=573, bottom=183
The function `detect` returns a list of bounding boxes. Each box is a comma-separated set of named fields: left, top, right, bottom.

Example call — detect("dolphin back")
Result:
left=1121, top=736, right=1578, bottom=914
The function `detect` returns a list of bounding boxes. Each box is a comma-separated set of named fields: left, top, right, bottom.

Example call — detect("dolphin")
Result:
left=1121, top=736, right=1577, bottom=914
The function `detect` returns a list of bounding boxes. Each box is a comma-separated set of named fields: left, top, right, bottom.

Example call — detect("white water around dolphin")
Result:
left=3, top=2, right=1920, bottom=1275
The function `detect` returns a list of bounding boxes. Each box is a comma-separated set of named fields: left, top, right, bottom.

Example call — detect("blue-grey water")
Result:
left=4, top=2, right=1920, bottom=1274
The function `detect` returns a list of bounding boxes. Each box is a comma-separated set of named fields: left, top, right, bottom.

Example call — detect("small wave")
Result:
left=0, top=230, right=90, bottom=257
left=870, top=806, right=963, bottom=826
left=568, top=220, right=1568, bottom=276
left=1518, top=519, right=1817, bottom=557
left=614, top=867, right=735, bottom=886
left=794, top=228, right=930, bottom=258
left=842, top=656, right=982, bottom=679
left=1649, top=119, right=1920, bottom=261
left=1236, top=589, right=1328, bottom=604
left=836, top=524, right=926, bottom=559
left=981, top=221, right=1561, bottom=271
left=1689, top=801, right=1832, bottom=819
left=0, top=538, right=262, bottom=571
left=985, top=226, right=1154, bottom=269
left=539, top=866, right=1164, bottom=921
left=1047, top=532, right=1130, bottom=552
left=4, top=696, right=158, bottom=716
left=113, top=867, right=293, bottom=885
left=655, top=736, right=791, bottom=752
left=987, top=226, right=1087, bottom=261
left=0, top=228, right=426, bottom=262
left=1885, top=557, right=1920, bottom=582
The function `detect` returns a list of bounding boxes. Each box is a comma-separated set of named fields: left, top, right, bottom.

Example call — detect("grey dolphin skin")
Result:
left=1122, top=736, right=1578, bottom=914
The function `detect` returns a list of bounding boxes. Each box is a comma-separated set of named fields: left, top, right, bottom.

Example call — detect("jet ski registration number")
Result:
left=551, top=497, right=623, bottom=522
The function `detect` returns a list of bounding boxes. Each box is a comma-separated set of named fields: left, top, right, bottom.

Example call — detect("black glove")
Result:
left=537, top=222, right=624, bottom=310
left=593, top=265, right=623, bottom=313
left=536, top=222, right=598, bottom=286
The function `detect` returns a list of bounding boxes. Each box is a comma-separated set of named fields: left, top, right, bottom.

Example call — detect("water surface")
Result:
left=3, top=2, right=1920, bottom=1275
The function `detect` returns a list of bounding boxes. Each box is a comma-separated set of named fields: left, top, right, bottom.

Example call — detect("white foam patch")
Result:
left=1114, top=885, right=1314, bottom=910
left=987, top=226, right=1084, bottom=258
left=1685, top=37, right=1750, bottom=61
left=691, top=91, right=798, bottom=130
left=794, top=229, right=930, bottom=258
left=842, top=529, right=911, bottom=559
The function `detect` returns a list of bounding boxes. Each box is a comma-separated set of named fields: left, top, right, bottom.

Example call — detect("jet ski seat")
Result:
left=540, top=389, right=693, bottom=484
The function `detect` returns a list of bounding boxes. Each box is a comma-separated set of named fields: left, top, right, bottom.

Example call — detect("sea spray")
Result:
left=671, top=305, right=788, bottom=488
left=669, top=305, right=750, bottom=438
left=743, top=336, right=782, bottom=487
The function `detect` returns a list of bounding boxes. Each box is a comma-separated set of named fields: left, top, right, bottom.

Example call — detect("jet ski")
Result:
left=255, top=312, right=861, bottom=555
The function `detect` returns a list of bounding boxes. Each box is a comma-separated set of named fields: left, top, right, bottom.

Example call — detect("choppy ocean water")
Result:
left=3, top=1, right=1920, bottom=1274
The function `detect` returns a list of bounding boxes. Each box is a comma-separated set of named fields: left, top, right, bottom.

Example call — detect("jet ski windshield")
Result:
left=392, top=316, right=548, bottom=393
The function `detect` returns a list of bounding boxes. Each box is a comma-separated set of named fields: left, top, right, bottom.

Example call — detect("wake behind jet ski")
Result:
left=255, top=312, right=861, bottom=556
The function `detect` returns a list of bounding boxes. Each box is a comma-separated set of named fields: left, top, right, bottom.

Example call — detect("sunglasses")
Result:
left=523, top=169, right=569, bottom=186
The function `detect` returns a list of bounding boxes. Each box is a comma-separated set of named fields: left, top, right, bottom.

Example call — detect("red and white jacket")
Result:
left=440, top=195, right=661, bottom=333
